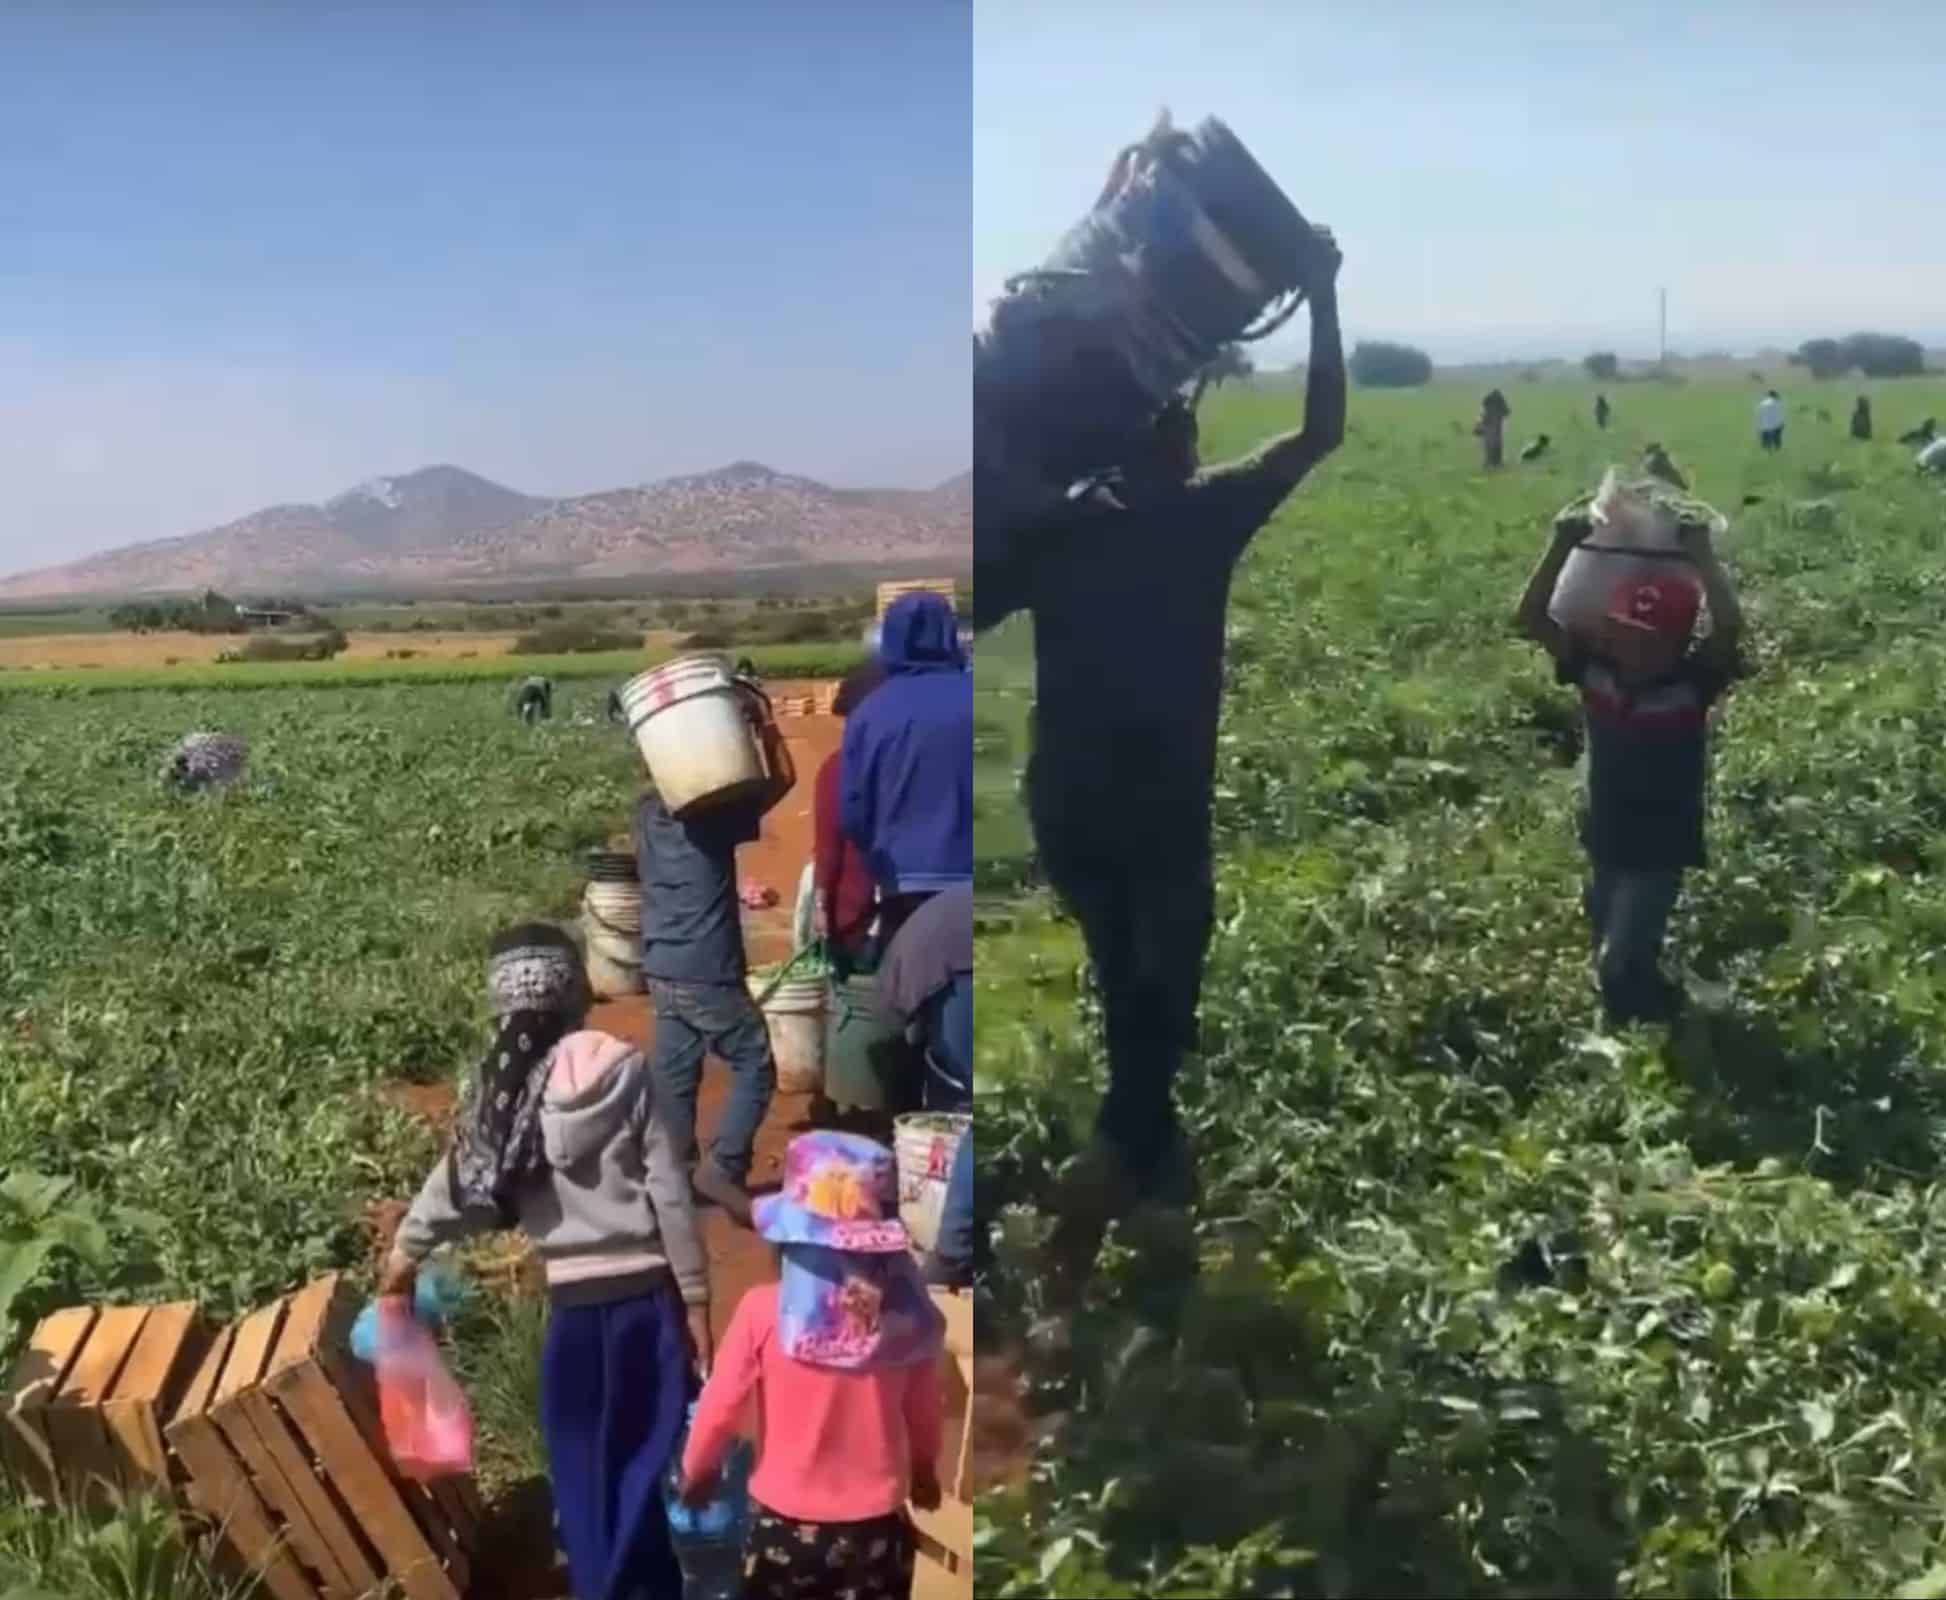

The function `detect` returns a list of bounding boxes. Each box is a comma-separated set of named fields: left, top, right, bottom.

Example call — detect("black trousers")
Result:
left=1035, top=808, right=1215, bottom=1176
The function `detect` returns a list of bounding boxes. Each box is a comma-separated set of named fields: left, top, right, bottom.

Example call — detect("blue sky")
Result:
left=0, top=2, right=969, bottom=573
left=976, top=4, right=1946, bottom=367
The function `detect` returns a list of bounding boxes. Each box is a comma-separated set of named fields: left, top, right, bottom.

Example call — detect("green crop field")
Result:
left=0, top=682, right=667, bottom=1584
left=976, top=379, right=1946, bottom=1597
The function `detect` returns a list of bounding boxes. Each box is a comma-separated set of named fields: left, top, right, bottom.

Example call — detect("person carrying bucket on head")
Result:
left=1514, top=478, right=1746, bottom=1026
left=381, top=923, right=709, bottom=1600
left=841, top=591, right=973, bottom=952
left=515, top=674, right=553, bottom=725
left=677, top=1132, right=945, bottom=1600
left=976, top=217, right=1344, bottom=1303
left=815, top=660, right=889, bottom=979
left=635, top=728, right=795, bottom=1220
left=875, top=882, right=973, bottom=1288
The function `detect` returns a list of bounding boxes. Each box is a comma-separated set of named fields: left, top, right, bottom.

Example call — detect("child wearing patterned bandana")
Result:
left=1516, top=494, right=1747, bottom=1026
left=382, top=921, right=709, bottom=1600
left=678, top=1132, right=945, bottom=1600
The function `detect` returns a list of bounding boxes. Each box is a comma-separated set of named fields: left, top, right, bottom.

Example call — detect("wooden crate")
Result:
left=1, top=1301, right=211, bottom=1511
left=910, top=1287, right=973, bottom=1590
left=876, top=578, right=959, bottom=621
left=166, top=1274, right=482, bottom=1600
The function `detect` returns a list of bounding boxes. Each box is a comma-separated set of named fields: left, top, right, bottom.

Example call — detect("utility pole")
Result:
left=1659, top=288, right=1668, bottom=370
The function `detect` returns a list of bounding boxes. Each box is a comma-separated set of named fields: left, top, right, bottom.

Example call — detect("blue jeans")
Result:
left=1586, top=866, right=1683, bottom=1022
left=646, top=980, right=776, bottom=1184
left=935, top=1130, right=974, bottom=1270
left=920, top=973, right=973, bottom=1113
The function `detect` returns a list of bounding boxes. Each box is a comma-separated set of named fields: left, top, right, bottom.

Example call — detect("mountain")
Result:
left=0, top=461, right=971, bottom=602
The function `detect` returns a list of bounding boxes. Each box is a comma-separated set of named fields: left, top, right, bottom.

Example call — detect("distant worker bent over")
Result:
left=996, top=229, right=1346, bottom=1291
left=515, top=675, right=553, bottom=725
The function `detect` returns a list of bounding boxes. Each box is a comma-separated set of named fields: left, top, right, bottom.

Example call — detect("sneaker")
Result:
left=691, top=1162, right=754, bottom=1227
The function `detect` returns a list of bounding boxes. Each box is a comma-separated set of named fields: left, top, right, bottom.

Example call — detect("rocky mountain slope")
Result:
left=0, top=461, right=970, bottom=600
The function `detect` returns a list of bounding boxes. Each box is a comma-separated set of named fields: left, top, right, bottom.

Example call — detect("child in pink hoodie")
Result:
left=679, top=1131, right=946, bottom=1600
left=382, top=922, right=708, bottom=1600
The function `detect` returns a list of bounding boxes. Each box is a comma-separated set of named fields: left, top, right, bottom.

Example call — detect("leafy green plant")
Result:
left=0, top=1492, right=258, bottom=1600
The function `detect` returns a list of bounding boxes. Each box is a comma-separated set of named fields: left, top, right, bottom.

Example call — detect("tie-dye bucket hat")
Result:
left=753, top=1132, right=909, bottom=1254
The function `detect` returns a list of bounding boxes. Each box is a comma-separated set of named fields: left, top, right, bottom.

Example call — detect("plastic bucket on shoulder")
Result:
left=620, top=655, right=767, bottom=815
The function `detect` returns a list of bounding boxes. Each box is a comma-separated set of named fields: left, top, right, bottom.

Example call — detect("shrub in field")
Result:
left=1793, top=332, right=1927, bottom=380
left=509, top=622, right=642, bottom=655
left=1584, top=351, right=1620, bottom=380
left=1349, top=340, right=1434, bottom=388
left=234, top=629, right=347, bottom=663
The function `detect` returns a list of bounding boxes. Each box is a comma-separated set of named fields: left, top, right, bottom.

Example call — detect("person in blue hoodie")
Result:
left=840, top=591, right=973, bottom=951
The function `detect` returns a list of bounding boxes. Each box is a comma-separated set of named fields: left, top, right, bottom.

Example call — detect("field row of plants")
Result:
left=975, top=380, right=1946, bottom=1597
left=0, top=640, right=867, bottom=695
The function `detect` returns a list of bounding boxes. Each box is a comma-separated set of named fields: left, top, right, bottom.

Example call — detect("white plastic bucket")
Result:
left=583, top=881, right=642, bottom=934
left=580, top=911, right=641, bottom=999
left=750, top=974, right=828, bottom=1095
left=1548, top=471, right=1724, bottom=642
left=895, top=1112, right=969, bottom=1255
left=620, top=655, right=767, bottom=815
left=585, top=946, right=641, bottom=1000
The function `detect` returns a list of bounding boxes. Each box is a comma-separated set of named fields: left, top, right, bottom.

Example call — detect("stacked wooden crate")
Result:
left=0, top=1300, right=211, bottom=1509
left=2, top=1276, right=480, bottom=1600
left=875, top=578, right=959, bottom=621
left=169, top=1273, right=478, bottom=1600
left=910, top=1287, right=974, bottom=1588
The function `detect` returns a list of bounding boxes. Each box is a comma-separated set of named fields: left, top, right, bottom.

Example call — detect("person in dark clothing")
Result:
left=814, top=661, right=888, bottom=978
left=635, top=711, right=796, bottom=1219
left=1595, top=393, right=1611, bottom=430
left=606, top=687, right=627, bottom=726
left=986, top=230, right=1345, bottom=1290
left=874, top=883, right=973, bottom=1287
left=1515, top=504, right=1744, bottom=1026
left=1476, top=388, right=1511, bottom=468
left=1851, top=396, right=1873, bottom=441
left=841, top=592, right=972, bottom=950
left=515, top=675, right=554, bottom=725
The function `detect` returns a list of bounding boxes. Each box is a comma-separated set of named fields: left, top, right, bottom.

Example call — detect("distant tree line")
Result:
left=108, top=589, right=331, bottom=635
left=109, top=590, right=245, bottom=635
left=1790, top=333, right=1927, bottom=380
left=1349, top=341, right=1434, bottom=388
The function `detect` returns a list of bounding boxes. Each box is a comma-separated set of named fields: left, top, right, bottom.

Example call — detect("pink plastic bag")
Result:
left=372, top=1298, right=475, bottom=1482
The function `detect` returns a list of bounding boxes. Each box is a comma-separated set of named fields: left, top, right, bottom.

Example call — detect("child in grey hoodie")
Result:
left=382, top=922, right=706, bottom=1600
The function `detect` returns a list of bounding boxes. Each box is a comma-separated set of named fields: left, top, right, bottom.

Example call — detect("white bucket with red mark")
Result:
left=894, top=1112, right=970, bottom=1255
left=619, top=654, right=766, bottom=814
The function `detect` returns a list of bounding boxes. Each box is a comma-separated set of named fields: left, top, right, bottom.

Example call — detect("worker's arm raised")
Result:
left=1222, top=235, right=1346, bottom=494
left=1515, top=509, right=1589, bottom=657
